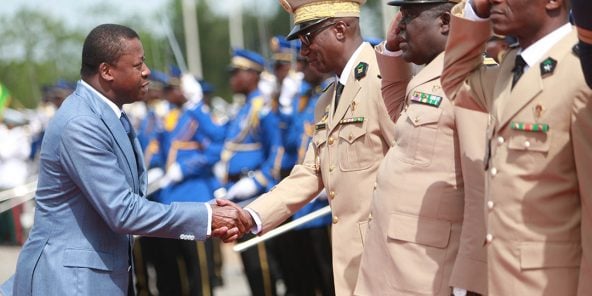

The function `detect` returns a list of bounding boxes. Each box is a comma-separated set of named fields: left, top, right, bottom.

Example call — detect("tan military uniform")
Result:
left=247, top=43, right=398, bottom=295
left=355, top=51, right=488, bottom=296
left=442, top=11, right=592, bottom=296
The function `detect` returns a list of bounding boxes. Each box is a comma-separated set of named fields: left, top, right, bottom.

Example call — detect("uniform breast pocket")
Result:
left=338, top=121, right=372, bottom=171
left=398, top=105, right=442, bottom=167
left=507, top=131, right=551, bottom=170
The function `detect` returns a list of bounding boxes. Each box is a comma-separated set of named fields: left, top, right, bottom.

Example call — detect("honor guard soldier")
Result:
left=355, top=1, right=488, bottom=295
left=442, top=0, right=592, bottom=294
left=236, top=0, right=399, bottom=294
left=156, top=74, right=227, bottom=296
left=222, top=49, right=284, bottom=296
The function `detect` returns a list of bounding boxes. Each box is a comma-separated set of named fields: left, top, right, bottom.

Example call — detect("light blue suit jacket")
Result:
left=0, top=81, right=209, bottom=296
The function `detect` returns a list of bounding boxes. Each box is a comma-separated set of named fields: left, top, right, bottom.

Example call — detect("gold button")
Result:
left=332, top=216, right=339, bottom=224
left=497, top=136, right=504, bottom=145
left=329, top=165, right=335, bottom=172
left=373, top=182, right=377, bottom=190
left=329, top=191, right=335, bottom=199
left=414, top=117, right=420, bottom=123
left=490, top=168, right=498, bottom=176
left=348, top=133, right=353, bottom=141
left=486, top=233, right=493, bottom=243
left=524, top=141, right=531, bottom=148
left=487, top=201, right=494, bottom=209
left=328, top=137, right=334, bottom=145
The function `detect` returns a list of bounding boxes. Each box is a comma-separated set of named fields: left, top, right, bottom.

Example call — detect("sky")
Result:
left=1, top=0, right=281, bottom=33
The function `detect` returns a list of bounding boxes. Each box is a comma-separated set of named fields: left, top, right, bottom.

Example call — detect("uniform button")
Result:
left=490, top=167, right=498, bottom=176
left=373, top=182, right=377, bottom=190
left=328, top=137, right=334, bottom=145
left=487, top=200, right=494, bottom=209
left=348, top=133, right=353, bottom=141
left=332, top=216, right=339, bottom=224
left=497, top=136, right=504, bottom=145
left=414, top=117, right=420, bottom=123
left=486, top=233, right=493, bottom=243
left=329, top=191, right=335, bottom=200
left=329, top=165, right=335, bottom=172
left=524, top=141, right=531, bottom=148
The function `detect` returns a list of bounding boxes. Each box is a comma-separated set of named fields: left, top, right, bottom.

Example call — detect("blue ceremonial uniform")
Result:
left=137, top=109, right=164, bottom=169
left=222, top=89, right=283, bottom=195
left=160, top=101, right=225, bottom=203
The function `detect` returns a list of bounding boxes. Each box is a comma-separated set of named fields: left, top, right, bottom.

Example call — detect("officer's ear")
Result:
left=334, top=21, right=347, bottom=41
left=439, top=11, right=451, bottom=35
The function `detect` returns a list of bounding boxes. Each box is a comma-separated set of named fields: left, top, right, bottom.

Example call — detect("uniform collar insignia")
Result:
left=540, top=57, right=557, bottom=77
left=354, top=62, right=368, bottom=80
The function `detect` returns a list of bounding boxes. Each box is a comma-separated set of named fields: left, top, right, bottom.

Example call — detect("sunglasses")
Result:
left=298, top=21, right=336, bottom=47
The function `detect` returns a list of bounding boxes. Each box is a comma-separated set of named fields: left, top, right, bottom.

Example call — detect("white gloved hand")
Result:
left=181, top=73, right=203, bottom=108
left=213, top=161, right=226, bottom=182
left=226, top=177, right=258, bottom=200
left=147, top=167, right=164, bottom=185
left=159, top=162, right=183, bottom=189
left=278, top=73, right=303, bottom=115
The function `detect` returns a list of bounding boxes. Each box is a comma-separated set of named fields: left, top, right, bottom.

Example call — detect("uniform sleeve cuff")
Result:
left=205, top=202, right=212, bottom=236
left=244, top=207, right=262, bottom=234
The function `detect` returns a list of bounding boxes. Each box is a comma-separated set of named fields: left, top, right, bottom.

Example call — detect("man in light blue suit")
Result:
left=0, top=24, right=248, bottom=296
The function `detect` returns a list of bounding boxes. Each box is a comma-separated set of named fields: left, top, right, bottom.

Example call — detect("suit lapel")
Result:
left=497, top=30, right=576, bottom=130
left=328, top=44, right=372, bottom=134
left=406, top=53, right=445, bottom=97
left=100, top=105, right=139, bottom=191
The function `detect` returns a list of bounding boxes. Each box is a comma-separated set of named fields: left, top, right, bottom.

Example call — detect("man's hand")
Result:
left=385, top=11, right=403, bottom=52
left=210, top=199, right=253, bottom=242
left=471, top=0, right=491, bottom=18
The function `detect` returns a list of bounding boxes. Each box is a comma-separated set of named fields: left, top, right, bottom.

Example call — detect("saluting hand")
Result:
left=385, top=11, right=403, bottom=52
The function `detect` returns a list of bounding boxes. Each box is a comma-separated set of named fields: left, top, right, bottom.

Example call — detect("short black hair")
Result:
left=80, top=24, right=139, bottom=78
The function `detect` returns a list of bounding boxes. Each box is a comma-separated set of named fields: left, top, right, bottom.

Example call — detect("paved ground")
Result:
left=0, top=244, right=256, bottom=296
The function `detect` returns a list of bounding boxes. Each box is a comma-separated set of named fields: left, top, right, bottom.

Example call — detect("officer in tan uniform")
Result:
left=354, top=1, right=488, bottom=295
left=236, top=0, right=406, bottom=294
left=442, top=0, right=592, bottom=295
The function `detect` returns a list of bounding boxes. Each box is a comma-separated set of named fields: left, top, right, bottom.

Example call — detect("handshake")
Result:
left=210, top=199, right=255, bottom=242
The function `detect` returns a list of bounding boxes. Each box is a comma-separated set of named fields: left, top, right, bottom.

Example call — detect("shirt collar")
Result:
left=338, top=42, right=368, bottom=85
left=80, top=80, right=122, bottom=118
left=519, top=23, right=572, bottom=68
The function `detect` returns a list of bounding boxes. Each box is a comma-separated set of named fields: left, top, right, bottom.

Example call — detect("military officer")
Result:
left=234, top=0, right=402, bottom=294
left=442, top=0, right=592, bottom=294
left=354, top=1, right=488, bottom=295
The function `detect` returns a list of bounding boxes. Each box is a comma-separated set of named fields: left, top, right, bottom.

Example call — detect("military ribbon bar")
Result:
left=410, top=91, right=443, bottom=107
left=338, top=117, right=365, bottom=125
left=510, top=121, right=549, bottom=133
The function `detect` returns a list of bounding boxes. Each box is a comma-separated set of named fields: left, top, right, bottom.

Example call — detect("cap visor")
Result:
left=286, top=18, right=330, bottom=41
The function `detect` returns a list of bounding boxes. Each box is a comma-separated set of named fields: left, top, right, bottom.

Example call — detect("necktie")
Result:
left=511, top=55, right=527, bottom=89
left=334, top=82, right=344, bottom=112
left=120, top=112, right=133, bottom=140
